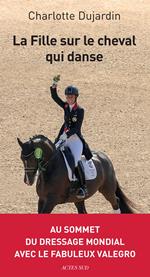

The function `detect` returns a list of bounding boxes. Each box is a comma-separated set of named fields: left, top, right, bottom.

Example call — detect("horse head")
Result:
left=17, top=135, right=55, bottom=186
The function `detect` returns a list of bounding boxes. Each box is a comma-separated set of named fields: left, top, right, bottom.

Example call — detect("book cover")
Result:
left=0, top=0, right=149, bottom=276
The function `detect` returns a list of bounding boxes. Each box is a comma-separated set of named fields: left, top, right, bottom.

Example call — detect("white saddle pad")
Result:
left=61, top=152, right=97, bottom=181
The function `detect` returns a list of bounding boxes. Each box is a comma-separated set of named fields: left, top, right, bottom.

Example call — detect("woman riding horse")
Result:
left=17, top=134, right=135, bottom=214
left=50, top=82, right=92, bottom=199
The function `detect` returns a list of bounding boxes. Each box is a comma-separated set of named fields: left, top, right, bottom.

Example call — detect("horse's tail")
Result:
left=116, top=181, right=136, bottom=214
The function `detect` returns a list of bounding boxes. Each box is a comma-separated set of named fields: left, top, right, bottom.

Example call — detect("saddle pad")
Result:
left=61, top=152, right=97, bottom=181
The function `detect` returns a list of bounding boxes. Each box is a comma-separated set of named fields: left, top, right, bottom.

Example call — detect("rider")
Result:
left=50, top=82, right=92, bottom=199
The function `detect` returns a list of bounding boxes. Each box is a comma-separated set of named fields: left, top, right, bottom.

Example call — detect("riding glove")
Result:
left=60, top=132, right=67, bottom=141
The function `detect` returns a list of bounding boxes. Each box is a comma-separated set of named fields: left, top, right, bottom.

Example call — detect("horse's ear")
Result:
left=17, top=137, right=23, bottom=148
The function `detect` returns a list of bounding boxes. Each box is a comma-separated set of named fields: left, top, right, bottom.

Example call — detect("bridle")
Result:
left=22, top=151, right=49, bottom=173
left=21, top=137, right=60, bottom=176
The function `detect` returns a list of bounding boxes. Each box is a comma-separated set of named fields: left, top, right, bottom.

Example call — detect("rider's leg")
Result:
left=65, top=135, right=83, bottom=167
left=66, top=135, right=88, bottom=199
left=76, top=160, right=88, bottom=198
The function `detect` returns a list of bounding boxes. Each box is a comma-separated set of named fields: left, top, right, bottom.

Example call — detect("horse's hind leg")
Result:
left=74, top=201, right=87, bottom=214
left=100, top=186, right=121, bottom=214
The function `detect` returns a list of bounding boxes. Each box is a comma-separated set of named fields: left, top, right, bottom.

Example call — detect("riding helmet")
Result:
left=65, top=86, right=79, bottom=97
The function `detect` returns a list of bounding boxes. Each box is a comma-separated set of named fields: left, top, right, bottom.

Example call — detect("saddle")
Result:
left=60, top=146, right=97, bottom=182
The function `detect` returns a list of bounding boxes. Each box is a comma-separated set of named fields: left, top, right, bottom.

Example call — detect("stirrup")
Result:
left=76, top=186, right=89, bottom=199
left=76, top=188, right=85, bottom=199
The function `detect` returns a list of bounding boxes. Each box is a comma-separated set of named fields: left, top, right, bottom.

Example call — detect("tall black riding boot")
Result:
left=75, top=161, right=88, bottom=199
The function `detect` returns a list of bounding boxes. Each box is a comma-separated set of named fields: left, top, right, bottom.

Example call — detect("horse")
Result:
left=17, top=134, right=135, bottom=214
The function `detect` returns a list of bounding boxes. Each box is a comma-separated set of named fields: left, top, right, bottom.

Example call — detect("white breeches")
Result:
left=64, top=134, right=83, bottom=167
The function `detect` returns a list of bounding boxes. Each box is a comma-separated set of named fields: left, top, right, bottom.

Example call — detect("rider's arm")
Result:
left=50, top=86, right=65, bottom=109
left=67, top=108, right=84, bottom=138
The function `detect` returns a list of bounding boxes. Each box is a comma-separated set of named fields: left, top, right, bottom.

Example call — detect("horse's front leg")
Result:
left=40, top=194, right=57, bottom=214
left=74, top=201, right=88, bottom=214
left=38, top=198, right=45, bottom=214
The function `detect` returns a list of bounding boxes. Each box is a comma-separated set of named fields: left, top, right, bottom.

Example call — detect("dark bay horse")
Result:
left=17, top=135, right=135, bottom=214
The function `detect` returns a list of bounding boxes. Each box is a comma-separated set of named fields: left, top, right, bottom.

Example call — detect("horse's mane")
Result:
left=31, top=134, right=48, bottom=141
left=31, top=134, right=55, bottom=149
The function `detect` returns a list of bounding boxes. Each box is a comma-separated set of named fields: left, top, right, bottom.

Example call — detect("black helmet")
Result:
left=65, top=86, right=79, bottom=96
